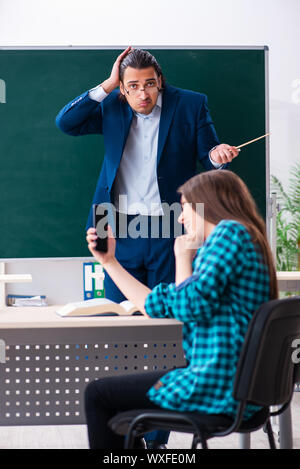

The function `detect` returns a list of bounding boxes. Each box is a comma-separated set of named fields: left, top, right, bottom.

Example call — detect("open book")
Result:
left=56, top=298, right=143, bottom=317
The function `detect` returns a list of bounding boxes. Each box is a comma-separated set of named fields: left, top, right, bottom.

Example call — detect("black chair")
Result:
left=108, top=296, right=300, bottom=449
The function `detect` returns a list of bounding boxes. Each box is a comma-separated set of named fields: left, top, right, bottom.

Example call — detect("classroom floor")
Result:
left=0, top=392, right=299, bottom=449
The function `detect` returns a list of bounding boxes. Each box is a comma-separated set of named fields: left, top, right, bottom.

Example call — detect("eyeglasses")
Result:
left=123, top=80, right=160, bottom=96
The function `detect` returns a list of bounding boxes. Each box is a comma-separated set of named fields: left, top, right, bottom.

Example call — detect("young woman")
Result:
left=84, top=170, right=278, bottom=449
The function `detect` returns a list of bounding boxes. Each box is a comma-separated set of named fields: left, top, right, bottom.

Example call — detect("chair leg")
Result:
left=191, top=433, right=208, bottom=449
left=265, top=419, right=277, bottom=449
left=191, top=434, right=198, bottom=449
left=201, top=437, right=208, bottom=449
left=124, top=429, right=138, bottom=449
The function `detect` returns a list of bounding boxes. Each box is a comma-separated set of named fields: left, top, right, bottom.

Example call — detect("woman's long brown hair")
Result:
left=178, top=170, right=278, bottom=299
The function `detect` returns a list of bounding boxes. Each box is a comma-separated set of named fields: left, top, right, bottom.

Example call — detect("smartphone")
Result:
left=92, top=204, right=108, bottom=252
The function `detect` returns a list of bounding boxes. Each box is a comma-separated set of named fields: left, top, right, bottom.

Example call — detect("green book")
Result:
left=93, top=262, right=105, bottom=298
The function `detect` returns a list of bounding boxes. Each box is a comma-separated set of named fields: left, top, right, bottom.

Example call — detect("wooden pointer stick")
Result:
left=236, top=133, right=270, bottom=150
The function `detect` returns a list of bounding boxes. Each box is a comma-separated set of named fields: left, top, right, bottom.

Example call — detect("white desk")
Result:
left=277, top=271, right=300, bottom=292
left=0, top=306, right=185, bottom=426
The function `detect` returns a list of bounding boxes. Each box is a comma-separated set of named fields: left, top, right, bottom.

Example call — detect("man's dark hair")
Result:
left=118, top=49, right=166, bottom=100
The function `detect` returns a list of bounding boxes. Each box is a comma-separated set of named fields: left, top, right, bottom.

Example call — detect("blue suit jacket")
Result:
left=55, top=84, right=221, bottom=228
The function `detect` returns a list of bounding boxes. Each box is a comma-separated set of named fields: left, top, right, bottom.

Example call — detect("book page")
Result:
left=56, top=297, right=117, bottom=316
left=73, top=298, right=115, bottom=308
left=119, top=300, right=139, bottom=314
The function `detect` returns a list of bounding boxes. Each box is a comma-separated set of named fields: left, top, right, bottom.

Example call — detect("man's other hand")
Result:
left=210, top=144, right=240, bottom=164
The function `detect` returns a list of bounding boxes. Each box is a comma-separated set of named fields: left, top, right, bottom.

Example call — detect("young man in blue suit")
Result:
left=56, top=47, right=239, bottom=448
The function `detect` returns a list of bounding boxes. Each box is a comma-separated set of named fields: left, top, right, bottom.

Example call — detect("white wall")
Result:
left=0, top=0, right=299, bottom=302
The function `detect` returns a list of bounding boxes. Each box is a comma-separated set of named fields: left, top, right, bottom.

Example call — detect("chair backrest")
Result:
left=233, top=296, right=300, bottom=407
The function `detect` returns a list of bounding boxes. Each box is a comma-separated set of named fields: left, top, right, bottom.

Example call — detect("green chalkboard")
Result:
left=0, top=47, right=268, bottom=259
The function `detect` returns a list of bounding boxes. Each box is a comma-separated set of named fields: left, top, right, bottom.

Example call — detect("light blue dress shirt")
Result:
left=89, top=85, right=221, bottom=215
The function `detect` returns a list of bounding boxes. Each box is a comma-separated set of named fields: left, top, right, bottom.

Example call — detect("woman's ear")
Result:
left=178, top=211, right=184, bottom=224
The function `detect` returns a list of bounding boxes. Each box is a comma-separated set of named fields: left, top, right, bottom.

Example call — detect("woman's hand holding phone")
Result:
left=86, top=225, right=116, bottom=267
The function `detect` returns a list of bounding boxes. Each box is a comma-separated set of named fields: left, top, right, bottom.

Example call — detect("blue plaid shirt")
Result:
left=145, top=220, right=271, bottom=420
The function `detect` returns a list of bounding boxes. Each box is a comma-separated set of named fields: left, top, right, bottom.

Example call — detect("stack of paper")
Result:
left=7, top=295, right=47, bottom=307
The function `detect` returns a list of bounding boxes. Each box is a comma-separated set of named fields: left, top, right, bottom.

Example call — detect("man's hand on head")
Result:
left=101, top=47, right=133, bottom=94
